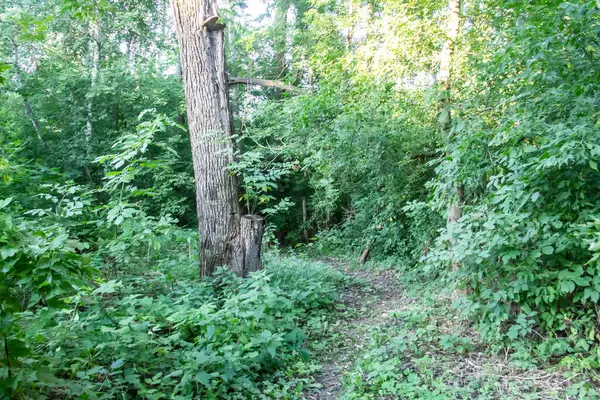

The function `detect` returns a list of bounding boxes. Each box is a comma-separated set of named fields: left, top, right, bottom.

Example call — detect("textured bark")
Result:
left=273, top=3, right=287, bottom=77
left=438, top=0, right=460, bottom=90
left=128, top=39, right=138, bottom=80
left=438, top=0, right=462, bottom=273
left=171, top=0, right=244, bottom=277
left=23, top=98, right=41, bottom=141
left=346, top=0, right=354, bottom=48
left=11, top=39, right=42, bottom=142
left=86, top=20, right=100, bottom=143
left=447, top=186, right=464, bottom=272
left=113, top=104, right=119, bottom=130
left=302, top=196, right=309, bottom=242
left=240, top=215, right=264, bottom=276
left=273, top=1, right=288, bottom=99
left=359, top=247, right=370, bottom=265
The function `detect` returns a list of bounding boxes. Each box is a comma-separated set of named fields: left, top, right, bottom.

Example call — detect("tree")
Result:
left=437, top=0, right=462, bottom=272
left=170, top=0, right=263, bottom=277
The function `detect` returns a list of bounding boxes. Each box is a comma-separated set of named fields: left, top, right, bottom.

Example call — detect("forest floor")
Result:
left=305, top=259, right=599, bottom=400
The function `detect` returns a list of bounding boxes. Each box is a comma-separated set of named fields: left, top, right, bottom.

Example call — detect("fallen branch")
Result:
left=228, top=77, right=301, bottom=93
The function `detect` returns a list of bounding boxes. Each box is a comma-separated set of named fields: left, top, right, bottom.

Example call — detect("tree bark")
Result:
left=23, top=98, right=41, bottom=141
left=274, top=1, right=288, bottom=79
left=447, top=185, right=463, bottom=272
left=438, top=0, right=462, bottom=273
left=438, top=0, right=460, bottom=91
left=302, top=196, right=309, bottom=242
left=85, top=19, right=100, bottom=143
left=128, top=38, right=138, bottom=81
left=170, top=0, right=247, bottom=277
left=346, top=0, right=354, bottom=48
left=11, top=39, right=42, bottom=142
left=359, top=247, right=370, bottom=264
left=273, top=1, right=288, bottom=98
left=239, top=215, right=264, bottom=276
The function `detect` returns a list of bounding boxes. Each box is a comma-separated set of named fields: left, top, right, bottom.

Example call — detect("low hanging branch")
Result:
left=228, top=77, right=301, bottom=93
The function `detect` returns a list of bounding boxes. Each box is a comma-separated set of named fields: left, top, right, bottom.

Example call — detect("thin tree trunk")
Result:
left=23, top=98, right=41, bottom=141
left=438, top=0, right=460, bottom=91
left=11, top=39, right=42, bottom=142
left=447, top=185, right=463, bottom=271
left=86, top=20, right=100, bottom=143
left=302, top=196, right=309, bottom=242
left=346, top=0, right=354, bottom=48
left=274, top=2, right=287, bottom=77
left=273, top=1, right=288, bottom=99
left=128, top=39, right=137, bottom=77
left=171, top=0, right=247, bottom=277
left=113, top=103, right=119, bottom=130
left=128, top=38, right=139, bottom=89
left=161, top=0, right=167, bottom=42
left=438, top=0, right=462, bottom=272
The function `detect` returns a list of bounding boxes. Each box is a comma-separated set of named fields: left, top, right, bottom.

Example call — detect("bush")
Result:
left=8, top=253, right=347, bottom=399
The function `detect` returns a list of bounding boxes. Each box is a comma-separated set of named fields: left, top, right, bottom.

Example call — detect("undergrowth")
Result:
left=337, top=259, right=600, bottom=400
left=4, top=253, right=351, bottom=399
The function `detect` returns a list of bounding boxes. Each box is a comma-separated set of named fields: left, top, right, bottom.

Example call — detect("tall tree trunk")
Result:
left=302, top=196, right=309, bottom=242
left=23, top=98, right=41, bottom=140
left=346, top=0, right=354, bottom=48
left=11, top=39, right=42, bottom=142
left=85, top=20, right=100, bottom=143
left=273, top=0, right=288, bottom=99
left=128, top=38, right=138, bottom=80
left=274, top=2, right=287, bottom=77
left=171, top=0, right=262, bottom=277
left=438, top=0, right=462, bottom=272
left=438, top=0, right=460, bottom=91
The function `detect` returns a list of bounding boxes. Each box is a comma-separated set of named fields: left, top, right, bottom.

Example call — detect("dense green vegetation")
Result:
left=1, top=0, right=599, bottom=398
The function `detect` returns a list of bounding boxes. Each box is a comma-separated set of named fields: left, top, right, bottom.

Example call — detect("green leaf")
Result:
left=206, top=325, right=216, bottom=340
left=0, top=197, right=13, bottom=209
left=0, top=247, right=18, bottom=260
left=36, top=366, right=58, bottom=383
left=258, top=330, right=272, bottom=343
left=541, top=246, right=554, bottom=255
left=560, top=280, right=576, bottom=293
left=506, top=325, right=520, bottom=340
left=266, top=341, right=278, bottom=358
left=194, top=371, right=212, bottom=387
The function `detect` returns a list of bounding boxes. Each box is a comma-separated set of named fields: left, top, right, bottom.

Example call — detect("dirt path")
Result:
left=307, top=261, right=412, bottom=399
left=304, top=259, right=600, bottom=400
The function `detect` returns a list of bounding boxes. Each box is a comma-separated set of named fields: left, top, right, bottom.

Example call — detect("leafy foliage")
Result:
left=424, top=0, right=600, bottom=354
left=7, top=254, right=346, bottom=398
left=1, top=0, right=600, bottom=397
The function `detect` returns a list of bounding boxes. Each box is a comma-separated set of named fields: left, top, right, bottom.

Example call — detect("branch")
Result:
left=227, top=77, right=301, bottom=93
left=409, top=150, right=442, bottom=161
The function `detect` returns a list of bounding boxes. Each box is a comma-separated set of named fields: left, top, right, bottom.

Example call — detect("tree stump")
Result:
left=240, top=214, right=264, bottom=277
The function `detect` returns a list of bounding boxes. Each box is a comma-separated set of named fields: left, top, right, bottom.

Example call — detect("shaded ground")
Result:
left=307, top=260, right=408, bottom=399
left=305, top=259, right=600, bottom=400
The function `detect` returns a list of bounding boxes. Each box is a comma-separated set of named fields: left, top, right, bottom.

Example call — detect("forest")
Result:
left=1, top=0, right=599, bottom=398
